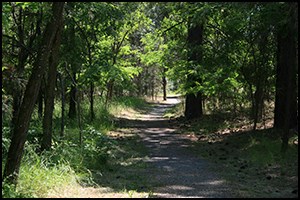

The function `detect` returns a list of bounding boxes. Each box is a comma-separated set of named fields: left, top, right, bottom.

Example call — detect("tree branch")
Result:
left=206, top=22, right=229, bottom=39
left=112, top=29, right=130, bottom=64
left=160, top=20, right=185, bottom=36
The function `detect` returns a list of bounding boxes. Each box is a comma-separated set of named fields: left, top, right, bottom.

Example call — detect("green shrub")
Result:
left=82, top=125, right=117, bottom=169
left=2, top=181, right=34, bottom=198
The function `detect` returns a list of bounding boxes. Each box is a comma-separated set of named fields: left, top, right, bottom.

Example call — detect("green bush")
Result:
left=82, top=125, right=117, bottom=169
left=2, top=181, right=34, bottom=198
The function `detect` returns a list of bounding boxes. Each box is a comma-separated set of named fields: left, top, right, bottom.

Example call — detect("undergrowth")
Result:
left=165, top=101, right=298, bottom=197
left=2, top=96, right=148, bottom=198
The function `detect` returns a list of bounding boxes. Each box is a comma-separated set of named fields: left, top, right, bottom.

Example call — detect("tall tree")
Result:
left=2, top=2, right=65, bottom=184
left=66, top=21, right=78, bottom=119
left=41, top=11, right=64, bottom=151
left=2, top=3, right=43, bottom=130
left=184, top=22, right=204, bottom=119
left=274, top=3, right=298, bottom=151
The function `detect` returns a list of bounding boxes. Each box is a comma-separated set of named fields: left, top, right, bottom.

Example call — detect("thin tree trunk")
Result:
left=253, top=85, right=264, bottom=131
left=90, top=81, right=95, bottom=121
left=11, top=7, right=26, bottom=130
left=247, top=82, right=255, bottom=123
left=162, top=67, right=167, bottom=101
left=105, top=79, right=114, bottom=107
left=11, top=6, right=42, bottom=131
left=57, top=72, right=65, bottom=137
left=3, top=2, right=65, bottom=184
left=41, top=17, right=63, bottom=152
left=105, top=30, right=129, bottom=104
left=253, top=30, right=269, bottom=130
left=77, top=90, right=83, bottom=146
left=151, top=75, right=154, bottom=100
left=68, top=72, right=77, bottom=119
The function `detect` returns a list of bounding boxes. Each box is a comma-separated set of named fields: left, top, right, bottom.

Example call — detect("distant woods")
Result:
left=2, top=2, right=298, bottom=185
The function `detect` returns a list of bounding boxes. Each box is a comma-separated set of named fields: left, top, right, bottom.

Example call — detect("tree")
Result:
left=273, top=2, right=298, bottom=152
left=184, top=23, right=204, bottom=119
left=2, top=2, right=44, bottom=130
left=3, top=2, right=65, bottom=184
left=41, top=9, right=64, bottom=151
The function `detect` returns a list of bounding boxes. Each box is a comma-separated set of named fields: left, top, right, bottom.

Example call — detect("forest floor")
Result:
left=49, top=96, right=298, bottom=198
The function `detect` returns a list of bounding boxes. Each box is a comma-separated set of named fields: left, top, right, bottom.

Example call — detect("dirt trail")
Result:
left=48, top=96, right=297, bottom=198
left=119, top=97, right=238, bottom=198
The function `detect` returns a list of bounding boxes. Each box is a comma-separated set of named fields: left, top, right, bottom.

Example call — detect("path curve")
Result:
left=119, top=96, right=238, bottom=198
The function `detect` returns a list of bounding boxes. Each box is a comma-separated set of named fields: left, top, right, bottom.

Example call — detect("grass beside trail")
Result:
left=165, top=102, right=298, bottom=198
left=2, top=96, right=153, bottom=198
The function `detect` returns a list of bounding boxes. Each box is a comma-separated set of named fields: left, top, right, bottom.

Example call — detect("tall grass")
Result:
left=2, top=139, right=82, bottom=198
left=2, top=95, right=148, bottom=198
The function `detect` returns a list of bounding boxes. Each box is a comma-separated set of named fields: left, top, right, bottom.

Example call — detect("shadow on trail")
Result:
left=90, top=97, right=238, bottom=198
left=114, top=118, right=169, bottom=129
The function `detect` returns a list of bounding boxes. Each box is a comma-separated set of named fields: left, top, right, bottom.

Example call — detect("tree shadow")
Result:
left=85, top=100, right=239, bottom=197
left=81, top=98, right=245, bottom=197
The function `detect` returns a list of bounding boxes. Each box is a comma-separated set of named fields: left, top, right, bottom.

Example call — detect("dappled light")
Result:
left=2, top=2, right=297, bottom=198
left=109, top=97, right=239, bottom=197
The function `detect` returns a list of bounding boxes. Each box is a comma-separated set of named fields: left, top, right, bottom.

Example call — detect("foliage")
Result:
left=81, top=125, right=117, bottom=169
left=1, top=1, right=298, bottom=196
left=112, top=96, right=149, bottom=110
left=2, top=181, right=34, bottom=198
left=2, top=138, right=80, bottom=198
left=2, top=126, right=108, bottom=197
left=1, top=95, right=151, bottom=197
left=2, top=2, right=295, bottom=109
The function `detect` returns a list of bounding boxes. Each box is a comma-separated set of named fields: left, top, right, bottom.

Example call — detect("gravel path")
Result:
left=121, top=97, right=238, bottom=198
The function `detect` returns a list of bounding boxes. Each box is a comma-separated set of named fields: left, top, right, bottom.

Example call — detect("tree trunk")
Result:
left=151, top=75, right=155, bottom=100
left=3, top=2, right=65, bottom=184
left=274, top=4, right=298, bottom=133
left=41, top=17, right=64, bottom=152
left=68, top=72, right=77, bottom=119
left=11, top=7, right=27, bottom=130
left=57, top=72, right=65, bottom=137
left=90, top=81, right=95, bottom=121
left=135, top=69, right=142, bottom=96
left=11, top=92, right=22, bottom=130
left=11, top=5, right=43, bottom=130
left=38, top=88, right=43, bottom=119
left=184, top=23, right=204, bottom=119
left=253, top=84, right=264, bottom=130
left=77, top=90, right=83, bottom=146
left=252, top=29, right=269, bottom=130
left=274, top=3, right=297, bottom=152
left=162, top=67, right=167, bottom=101
left=185, top=92, right=203, bottom=119
left=105, top=79, right=114, bottom=107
